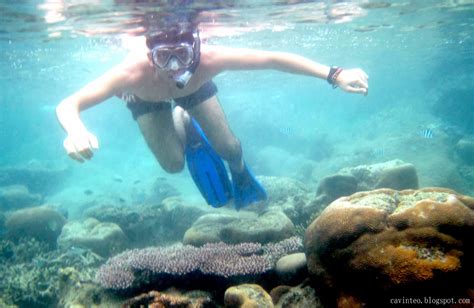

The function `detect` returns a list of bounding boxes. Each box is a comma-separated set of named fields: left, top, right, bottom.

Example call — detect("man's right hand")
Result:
left=63, top=131, right=99, bottom=163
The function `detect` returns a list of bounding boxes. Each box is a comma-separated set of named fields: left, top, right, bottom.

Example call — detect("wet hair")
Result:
left=144, top=12, right=198, bottom=49
left=146, top=22, right=197, bottom=49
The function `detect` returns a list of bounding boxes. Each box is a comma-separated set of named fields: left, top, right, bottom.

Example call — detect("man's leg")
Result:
left=136, top=109, right=185, bottom=173
left=187, top=95, right=244, bottom=173
left=188, top=95, right=267, bottom=208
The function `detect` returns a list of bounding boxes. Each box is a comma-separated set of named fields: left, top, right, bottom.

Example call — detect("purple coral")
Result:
left=96, top=236, right=303, bottom=290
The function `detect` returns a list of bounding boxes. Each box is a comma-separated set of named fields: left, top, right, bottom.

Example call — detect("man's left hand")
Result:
left=336, top=68, right=369, bottom=96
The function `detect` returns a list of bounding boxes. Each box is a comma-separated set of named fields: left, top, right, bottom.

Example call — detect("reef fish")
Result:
left=419, top=128, right=434, bottom=139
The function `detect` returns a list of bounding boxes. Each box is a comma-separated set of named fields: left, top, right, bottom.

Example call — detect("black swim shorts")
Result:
left=126, top=80, right=218, bottom=120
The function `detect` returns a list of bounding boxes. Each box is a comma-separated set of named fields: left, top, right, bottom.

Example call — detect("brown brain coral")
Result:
left=305, top=188, right=474, bottom=305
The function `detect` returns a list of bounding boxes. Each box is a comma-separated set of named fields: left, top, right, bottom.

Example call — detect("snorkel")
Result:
left=174, top=30, right=200, bottom=89
left=146, top=25, right=201, bottom=89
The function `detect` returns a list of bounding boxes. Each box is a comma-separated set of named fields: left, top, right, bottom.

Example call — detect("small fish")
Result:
left=113, top=176, right=123, bottom=183
left=133, top=180, right=141, bottom=185
left=278, top=127, right=294, bottom=136
left=419, top=128, right=434, bottom=139
left=69, top=246, right=88, bottom=254
left=84, top=189, right=93, bottom=196
left=372, top=147, right=385, bottom=158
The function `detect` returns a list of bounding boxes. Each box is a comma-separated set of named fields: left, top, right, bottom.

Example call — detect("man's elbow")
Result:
left=56, top=99, right=68, bottom=115
left=56, top=98, right=77, bottom=119
left=258, top=51, right=288, bottom=70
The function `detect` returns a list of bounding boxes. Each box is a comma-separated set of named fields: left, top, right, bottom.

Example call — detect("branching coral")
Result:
left=96, top=237, right=303, bottom=290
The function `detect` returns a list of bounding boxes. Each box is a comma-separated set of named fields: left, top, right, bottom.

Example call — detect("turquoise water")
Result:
left=2, top=1, right=473, bottom=203
left=0, top=1, right=473, bottom=205
left=1, top=0, right=474, bottom=306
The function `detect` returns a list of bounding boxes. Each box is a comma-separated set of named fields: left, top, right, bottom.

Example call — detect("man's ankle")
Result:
left=229, top=159, right=245, bottom=174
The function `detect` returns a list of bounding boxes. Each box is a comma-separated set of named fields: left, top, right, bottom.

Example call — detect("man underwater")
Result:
left=56, top=21, right=369, bottom=209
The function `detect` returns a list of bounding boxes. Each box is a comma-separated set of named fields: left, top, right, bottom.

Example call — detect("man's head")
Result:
left=146, top=22, right=200, bottom=72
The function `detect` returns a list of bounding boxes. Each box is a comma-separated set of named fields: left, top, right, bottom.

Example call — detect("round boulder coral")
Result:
left=58, top=218, right=127, bottom=257
left=305, top=188, right=474, bottom=305
left=6, top=206, right=66, bottom=247
left=224, top=284, right=273, bottom=308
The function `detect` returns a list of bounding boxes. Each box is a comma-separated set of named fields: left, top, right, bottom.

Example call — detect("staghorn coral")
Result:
left=96, top=237, right=303, bottom=291
left=305, top=188, right=474, bottom=306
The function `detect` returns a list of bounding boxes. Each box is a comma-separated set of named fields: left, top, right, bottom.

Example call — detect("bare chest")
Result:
left=130, top=69, right=206, bottom=102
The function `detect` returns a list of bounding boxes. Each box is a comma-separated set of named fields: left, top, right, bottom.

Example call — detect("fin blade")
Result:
left=185, top=119, right=232, bottom=207
left=232, top=164, right=267, bottom=210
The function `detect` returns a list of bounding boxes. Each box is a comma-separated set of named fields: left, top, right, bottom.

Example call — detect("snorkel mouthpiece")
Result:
left=174, top=70, right=193, bottom=89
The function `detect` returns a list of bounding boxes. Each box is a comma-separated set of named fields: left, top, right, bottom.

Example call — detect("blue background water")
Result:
left=1, top=0, right=473, bottom=212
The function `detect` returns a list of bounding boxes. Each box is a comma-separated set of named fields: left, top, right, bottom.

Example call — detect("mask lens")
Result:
left=151, top=44, right=194, bottom=69
left=174, top=45, right=193, bottom=66
left=152, top=47, right=172, bottom=68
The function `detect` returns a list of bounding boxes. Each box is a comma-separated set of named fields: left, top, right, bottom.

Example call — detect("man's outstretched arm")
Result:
left=206, top=46, right=368, bottom=95
left=56, top=64, right=130, bottom=162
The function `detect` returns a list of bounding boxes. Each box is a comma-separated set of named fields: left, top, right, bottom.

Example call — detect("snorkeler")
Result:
left=55, top=21, right=369, bottom=209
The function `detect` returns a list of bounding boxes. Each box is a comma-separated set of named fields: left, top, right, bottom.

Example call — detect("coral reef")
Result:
left=316, top=174, right=358, bottom=204
left=275, top=252, right=307, bottom=285
left=183, top=210, right=295, bottom=246
left=123, top=289, right=212, bottom=307
left=224, top=283, right=274, bottom=308
left=0, top=163, right=69, bottom=196
left=96, top=237, right=303, bottom=291
left=295, top=161, right=421, bottom=238
left=262, top=176, right=310, bottom=205
left=0, top=238, right=102, bottom=307
left=305, top=188, right=474, bottom=306
left=58, top=218, right=128, bottom=257
left=206, top=175, right=314, bottom=228
left=5, top=206, right=66, bottom=248
left=271, top=283, right=324, bottom=308
left=85, top=197, right=207, bottom=247
left=339, top=159, right=419, bottom=191
left=0, top=185, right=42, bottom=210
left=261, top=176, right=313, bottom=222
left=148, top=177, right=181, bottom=203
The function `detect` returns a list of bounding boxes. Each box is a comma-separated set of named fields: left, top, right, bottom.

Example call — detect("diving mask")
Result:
left=147, top=27, right=201, bottom=88
left=151, top=43, right=194, bottom=70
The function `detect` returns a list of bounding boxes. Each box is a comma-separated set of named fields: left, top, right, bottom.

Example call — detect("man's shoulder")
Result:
left=201, top=45, right=253, bottom=61
left=106, top=55, right=149, bottom=90
left=201, top=44, right=234, bottom=55
left=200, top=45, right=237, bottom=65
left=118, top=51, right=149, bottom=73
left=121, top=50, right=149, bottom=69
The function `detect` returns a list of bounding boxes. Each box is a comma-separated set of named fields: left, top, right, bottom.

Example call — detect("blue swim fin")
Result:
left=185, top=118, right=233, bottom=207
left=231, top=163, right=267, bottom=210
